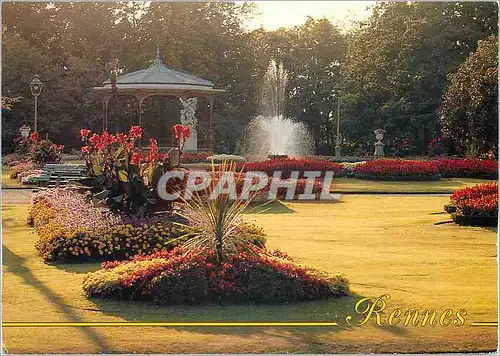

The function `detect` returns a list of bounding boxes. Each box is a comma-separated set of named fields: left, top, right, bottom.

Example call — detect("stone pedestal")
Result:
left=168, top=148, right=180, bottom=167
left=374, top=141, right=385, bottom=157
left=184, top=127, right=197, bottom=152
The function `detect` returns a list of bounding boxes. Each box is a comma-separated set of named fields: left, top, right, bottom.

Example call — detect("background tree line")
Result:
left=2, top=2, right=498, bottom=157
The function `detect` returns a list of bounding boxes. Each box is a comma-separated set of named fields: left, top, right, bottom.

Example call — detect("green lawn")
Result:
left=331, top=176, right=495, bottom=193
left=2, top=195, right=497, bottom=353
left=1, top=166, right=24, bottom=189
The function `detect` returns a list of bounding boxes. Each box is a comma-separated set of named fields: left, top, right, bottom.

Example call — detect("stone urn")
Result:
left=373, top=129, right=386, bottom=157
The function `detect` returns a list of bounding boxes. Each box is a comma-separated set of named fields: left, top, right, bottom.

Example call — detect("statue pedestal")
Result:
left=374, top=141, right=385, bottom=157
left=184, top=127, right=198, bottom=152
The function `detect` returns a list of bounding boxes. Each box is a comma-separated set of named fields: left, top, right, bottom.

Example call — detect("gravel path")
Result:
left=1, top=189, right=33, bottom=204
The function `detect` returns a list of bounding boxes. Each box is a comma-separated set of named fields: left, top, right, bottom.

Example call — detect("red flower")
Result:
left=173, top=124, right=191, bottom=139
left=129, top=126, right=143, bottom=139
left=80, top=128, right=91, bottom=139
left=130, top=152, right=141, bottom=166
left=89, top=134, right=100, bottom=146
left=30, top=132, right=39, bottom=143
left=81, top=146, right=90, bottom=155
left=158, top=153, right=168, bottom=161
left=116, top=133, right=128, bottom=143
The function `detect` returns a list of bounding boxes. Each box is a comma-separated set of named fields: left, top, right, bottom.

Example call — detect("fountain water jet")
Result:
left=244, top=60, right=314, bottom=158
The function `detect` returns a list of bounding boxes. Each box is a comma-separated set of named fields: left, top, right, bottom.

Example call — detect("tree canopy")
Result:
left=440, top=35, right=498, bottom=157
left=2, top=2, right=498, bottom=157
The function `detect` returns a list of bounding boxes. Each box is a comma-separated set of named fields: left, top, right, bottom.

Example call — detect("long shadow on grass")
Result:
left=2, top=246, right=112, bottom=352
left=52, top=260, right=103, bottom=274
left=87, top=292, right=408, bottom=347
left=244, top=201, right=296, bottom=214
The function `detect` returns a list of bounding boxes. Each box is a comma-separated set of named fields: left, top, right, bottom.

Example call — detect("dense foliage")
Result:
left=440, top=36, right=498, bottom=157
left=3, top=2, right=496, bottom=156
left=445, top=182, right=498, bottom=226
left=341, top=2, right=498, bottom=156
left=82, top=246, right=350, bottom=304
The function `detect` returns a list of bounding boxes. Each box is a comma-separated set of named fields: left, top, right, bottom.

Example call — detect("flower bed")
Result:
left=17, top=169, right=45, bottom=185
left=9, top=161, right=35, bottom=179
left=437, top=158, right=498, bottom=179
left=82, top=247, right=350, bottom=304
left=207, top=154, right=246, bottom=163
left=238, top=158, right=345, bottom=179
left=28, top=187, right=268, bottom=263
left=445, top=182, right=498, bottom=226
left=182, top=151, right=213, bottom=163
left=182, top=171, right=325, bottom=202
left=28, top=188, right=184, bottom=263
left=353, top=159, right=440, bottom=181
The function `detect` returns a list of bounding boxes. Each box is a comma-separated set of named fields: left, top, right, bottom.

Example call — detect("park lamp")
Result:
left=30, top=75, right=43, bottom=96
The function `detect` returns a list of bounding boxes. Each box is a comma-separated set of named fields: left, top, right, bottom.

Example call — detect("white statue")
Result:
left=179, top=97, right=198, bottom=128
left=179, top=97, right=198, bottom=151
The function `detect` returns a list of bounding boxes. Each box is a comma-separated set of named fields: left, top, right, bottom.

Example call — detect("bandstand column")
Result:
left=208, top=96, right=214, bottom=150
left=102, top=94, right=111, bottom=131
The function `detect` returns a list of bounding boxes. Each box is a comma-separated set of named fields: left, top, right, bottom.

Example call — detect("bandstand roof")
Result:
left=93, top=48, right=224, bottom=97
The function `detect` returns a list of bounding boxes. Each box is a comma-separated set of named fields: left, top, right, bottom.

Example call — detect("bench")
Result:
left=43, top=163, right=87, bottom=188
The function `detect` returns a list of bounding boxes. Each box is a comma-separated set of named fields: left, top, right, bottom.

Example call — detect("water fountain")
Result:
left=244, top=60, right=314, bottom=158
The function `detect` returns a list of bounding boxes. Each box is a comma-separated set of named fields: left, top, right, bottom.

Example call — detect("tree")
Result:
left=440, top=36, right=498, bottom=157
left=341, top=2, right=498, bottom=156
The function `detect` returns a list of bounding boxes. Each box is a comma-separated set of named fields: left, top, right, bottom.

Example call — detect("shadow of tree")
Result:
left=2, top=246, right=112, bottom=352
left=245, top=201, right=296, bottom=214
left=86, top=291, right=408, bottom=344
left=52, top=260, right=102, bottom=274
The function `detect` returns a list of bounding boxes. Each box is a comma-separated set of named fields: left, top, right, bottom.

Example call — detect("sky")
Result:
left=240, top=1, right=376, bottom=31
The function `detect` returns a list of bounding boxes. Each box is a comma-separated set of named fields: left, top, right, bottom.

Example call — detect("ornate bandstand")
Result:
left=93, top=47, right=224, bottom=151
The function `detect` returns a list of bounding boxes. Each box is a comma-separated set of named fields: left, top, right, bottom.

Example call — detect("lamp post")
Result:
left=333, top=86, right=344, bottom=158
left=30, top=75, right=43, bottom=132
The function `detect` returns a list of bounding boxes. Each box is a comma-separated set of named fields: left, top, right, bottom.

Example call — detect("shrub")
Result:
left=238, top=158, right=345, bottom=179
left=445, top=182, right=498, bottom=226
left=29, top=188, right=184, bottom=263
left=82, top=247, right=350, bottom=305
left=27, top=131, right=63, bottom=164
left=437, top=158, right=498, bottom=179
left=353, top=159, right=440, bottom=181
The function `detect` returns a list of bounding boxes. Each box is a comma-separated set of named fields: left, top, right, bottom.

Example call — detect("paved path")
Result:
left=1, top=189, right=32, bottom=204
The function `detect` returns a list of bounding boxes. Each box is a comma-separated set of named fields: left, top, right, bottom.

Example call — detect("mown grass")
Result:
left=1, top=195, right=497, bottom=353
left=1, top=166, right=25, bottom=189
left=331, top=176, right=495, bottom=193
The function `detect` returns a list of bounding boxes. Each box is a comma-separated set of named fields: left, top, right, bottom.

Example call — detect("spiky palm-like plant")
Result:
left=177, top=160, right=258, bottom=262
